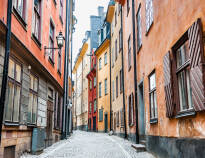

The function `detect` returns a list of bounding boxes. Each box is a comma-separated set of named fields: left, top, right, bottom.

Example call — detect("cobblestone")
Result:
left=21, top=131, right=155, bottom=158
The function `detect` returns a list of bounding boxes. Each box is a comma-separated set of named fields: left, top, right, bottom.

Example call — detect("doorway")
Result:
left=104, top=113, right=108, bottom=133
left=46, top=101, right=53, bottom=147
left=93, top=116, right=96, bottom=131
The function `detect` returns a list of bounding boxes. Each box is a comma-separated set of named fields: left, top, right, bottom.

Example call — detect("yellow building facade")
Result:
left=95, top=32, right=111, bottom=133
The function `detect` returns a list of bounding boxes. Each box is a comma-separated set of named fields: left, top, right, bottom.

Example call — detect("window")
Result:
left=115, top=11, right=117, bottom=26
left=120, top=69, right=123, bottom=93
left=99, top=58, right=102, bottom=70
left=116, top=111, right=119, bottom=127
left=14, top=0, right=26, bottom=20
left=89, top=102, right=92, bottom=113
left=28, top=74, right=38, bottom=124
left=94, top=99, right=97, bottom=112
left=119, top=29, right=122, bottom=51
left=128, top=35, right=131, bottom=69
left=145, top=0, right=154, bottom=32
left=94, top=77, right=96, bottom=87
left=104, top=52, right=107, bottom=65
left=60, top=0, right=63, bottom=21
left=112, top=81, right=115, bottom=101
left=33, top=0, right=41, bottom=41
left=5, top=59, right=22, bottom=122
left=58, top=50, right=62, bottom=73
left=116, top=76, right=118, bottom=98
left=90, top=80, right=92, bottom=90
left=128, top=93, right=134, bottom=126
left=120, top=108, right=124, bottom=127
left=104, top=79, right=107, bottom=95
left=115, top=40, right=118, bottom=61
left=48, top=88, right=53, bottom=100
left=99, top=109, right=103, bottom=121
left=149, top=71, right=158, bottom=122
left=99, top=82, right=102, bottom=97
left=49, top=21, right=55, bottom=62
left=112, top=48, right=114, bottom=67
left=176, top=40, right=193, bottom=112
left=127, top=0, right=130, bottom=14
left=118, top=3, right=121, bottom=15
left=137, top=5, right=142, bottom=50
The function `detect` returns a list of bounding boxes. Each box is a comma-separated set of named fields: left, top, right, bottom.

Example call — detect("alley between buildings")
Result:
left=21, top=131, right=155, bottom=158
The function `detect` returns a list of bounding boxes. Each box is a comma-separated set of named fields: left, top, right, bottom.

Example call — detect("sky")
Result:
left=72, top=0, right=109, bottom=62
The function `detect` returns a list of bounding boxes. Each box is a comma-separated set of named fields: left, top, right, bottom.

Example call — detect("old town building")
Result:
left=116, top=0, right=205, bottom=157
left=73, top=36, right=90, bottom=131
left=0, top=0, right=74, bottom=157
left=95, top=21, right=111, bottom=133
left=87, top=49, right=97, bottom=131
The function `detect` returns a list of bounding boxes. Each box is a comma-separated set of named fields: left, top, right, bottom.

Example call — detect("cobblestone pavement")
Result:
left=21, top=130, right=155, bottom=158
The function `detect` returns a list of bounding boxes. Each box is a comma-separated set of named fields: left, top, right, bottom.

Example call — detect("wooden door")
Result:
left=46, top=101, right=53, bottom=147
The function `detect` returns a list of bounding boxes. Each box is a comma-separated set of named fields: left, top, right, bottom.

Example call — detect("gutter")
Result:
left=120, top=5, right=127, bottom=139
left=0, top=0, right=12, bottom=144
left=132, top=0, right=139, bottom=143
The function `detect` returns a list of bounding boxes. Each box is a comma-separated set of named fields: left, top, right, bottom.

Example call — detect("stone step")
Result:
left=140, top=140, right=146, bottom=146
left=131, top=144, right=146, bottom=152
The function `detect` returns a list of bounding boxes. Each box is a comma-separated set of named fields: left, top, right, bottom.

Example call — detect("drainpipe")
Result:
left=109, top=27, right=112, bottom=131
left=71, top=13, right=73, bottom=133
left=120, top=5, right=127, bottom=139
left=62, top=0, right=71, bottom=139
left=0, top=0, right=12, bottom=144
left=132, top=0, right=139, bottom=144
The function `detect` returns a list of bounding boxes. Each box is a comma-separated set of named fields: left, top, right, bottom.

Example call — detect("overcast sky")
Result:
left=72, top=0, right=109, bottom=62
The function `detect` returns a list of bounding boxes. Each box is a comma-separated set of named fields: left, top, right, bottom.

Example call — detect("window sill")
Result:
left=49, top=57, right=55, bottom=67
left=145, top=22, right=154, bottom=36
left=12, top=7, right=27, bottom=31
left=4, top=121, right=19, bottom=126
left=27, top=123, right=37, bottom=127
left=31, top=34, right=42, bottom=49
left=150, top=118, right=158, bottom=124
left=175, top=109, right=196, bottom=119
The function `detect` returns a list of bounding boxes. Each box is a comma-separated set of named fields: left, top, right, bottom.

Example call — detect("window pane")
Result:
left=154, top=91, right=157, bottom=118
left=176, top=40, right=189, bottom=68
left=28, top=93, right=33, bottom=123
left=150, top=93, right=154, bottom=118
left=5, top=82, right=14, bottom=121
left=34, top=77, right=38, bottom=92
left=149, top=73, right=156, bottom=90
left=32, top=95, right=37, bottom=123
left=13, top=86, right=21, bottom=122
left=178, top=71, right=187, bottom=111
left=186, top=70, right=193, bottom=109
left=16, top=64, right=21, bottom=82
left=8, top=59, right=15, bottom=79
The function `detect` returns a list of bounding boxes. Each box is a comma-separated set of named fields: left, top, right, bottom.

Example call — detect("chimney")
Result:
left=98, top=6, right=104, bottom=17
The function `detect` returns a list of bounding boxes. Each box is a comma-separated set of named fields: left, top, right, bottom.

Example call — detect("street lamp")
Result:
left=44, top=31, right=65, bottom=56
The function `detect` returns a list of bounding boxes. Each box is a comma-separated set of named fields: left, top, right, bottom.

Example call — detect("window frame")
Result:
left=119, top=28, right=122, bottom=51
left=104, top=78, right=107, bottom=95
left=99, top=82, right=102, bottom=98
left=99, top=58, right=102, bottom=70
left=148, top=70, right=158, bottom=123
left=104, top=52, right=107, bottom=65
left=57, top=50, right=62, bottom=74
left=32, top=0, right=41, bottom=43
left=116, top=76, right=118, bottom=98
left=136, top=4, right=142, bottom=52
left=59, top=0, right=64, bottom=23
left=120, top=69, right=123, bottom=93
left=115, top=39, right=118, bottom=61
left=128, top=93, right=134, bottom=126
left=145, top=0, right=154, bottom=34
left=5, top=58, right=22, bottom=124
left=127, top=0, right=130, bottom=15
left=49, top=20, right=55, bottom=63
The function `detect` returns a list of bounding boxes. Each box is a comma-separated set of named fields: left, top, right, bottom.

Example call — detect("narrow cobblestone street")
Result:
left=21, top=131, right=155, bottom=158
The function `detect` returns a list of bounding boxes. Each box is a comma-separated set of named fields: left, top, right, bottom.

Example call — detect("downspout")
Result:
left=132, top=0, right=139, bottom=143
left=120, top=5, right=127, bottom=139
left=0, top=0, right=12, bottom=144
left=62, top=0, right=71, bottom=139
left=109, top=27, right=112, bottom=131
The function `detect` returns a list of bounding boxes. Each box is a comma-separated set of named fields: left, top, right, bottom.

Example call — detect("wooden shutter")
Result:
left=188, top=18, right=205, bottom=111
left=163, top=51, right=175, bottom=117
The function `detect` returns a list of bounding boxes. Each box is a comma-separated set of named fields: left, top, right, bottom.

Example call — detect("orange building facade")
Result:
left=0, top=0, right=71, bottom=157
left=116, top=0, right=205, bottom=157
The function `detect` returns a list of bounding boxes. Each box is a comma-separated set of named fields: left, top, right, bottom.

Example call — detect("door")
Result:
left=88, top=118, right=91, bottom=131
left=4, top=146, right=15, bottom=158
left=138, top=82, right=145, bottom=137
left=93, top=117, right=96, bottom=131
left=46, top=101, right=53, bottom=147
left=104, top=113, right=108, bottom=133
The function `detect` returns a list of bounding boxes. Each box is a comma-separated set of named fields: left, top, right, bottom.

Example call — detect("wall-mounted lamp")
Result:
left=44, top=31, right=65, bottom=57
